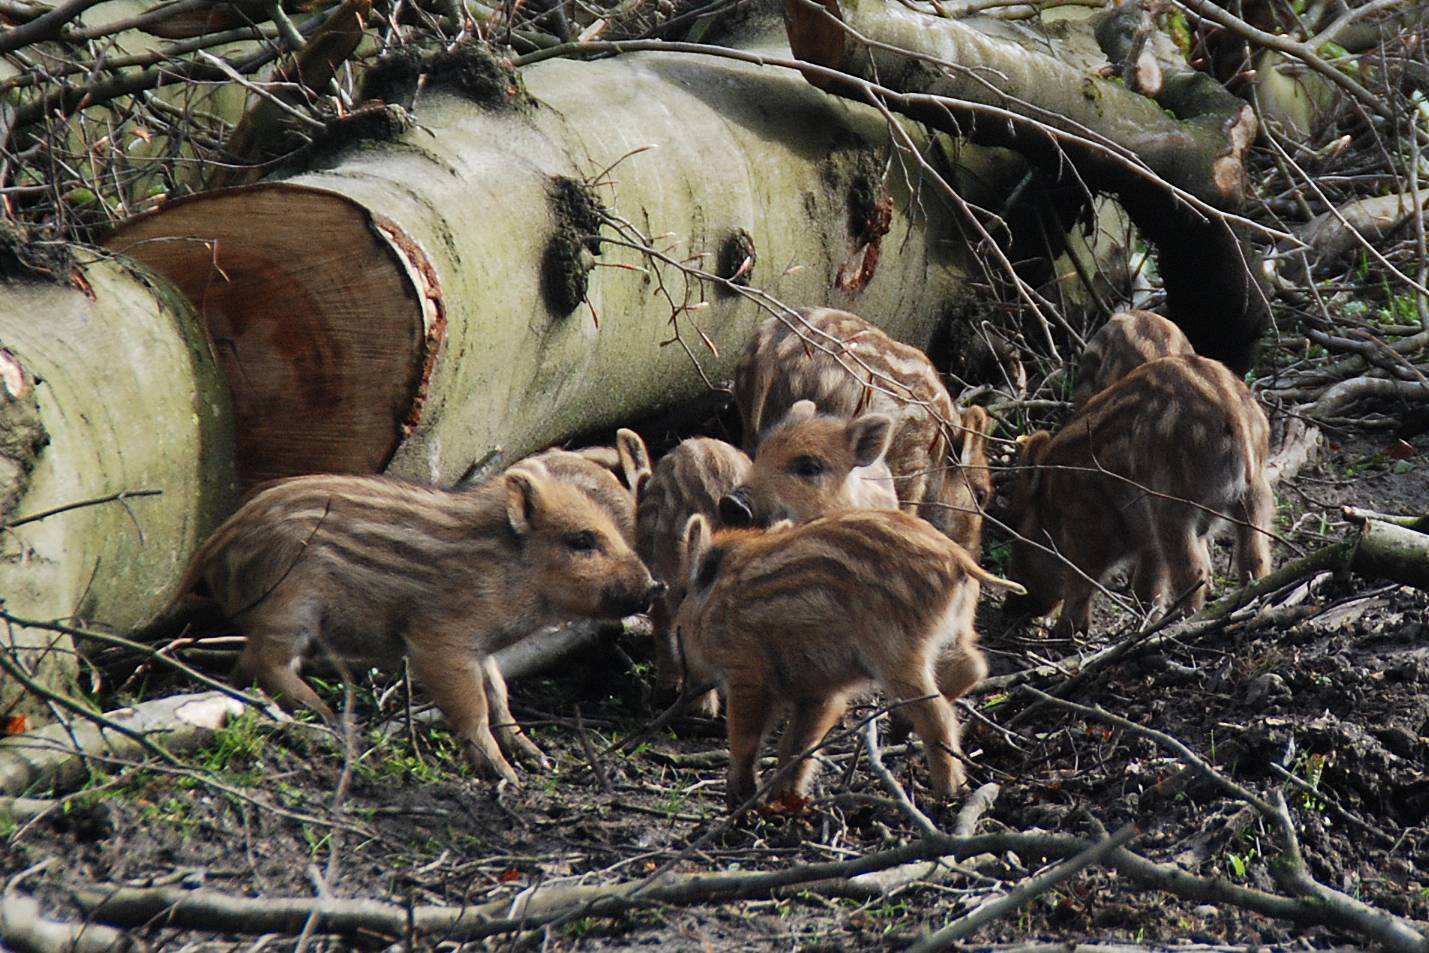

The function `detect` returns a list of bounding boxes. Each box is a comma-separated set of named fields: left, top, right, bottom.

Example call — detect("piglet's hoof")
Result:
left=506, top=731, right=550, bottom=771
left=465, top=742, right=522, bottom=787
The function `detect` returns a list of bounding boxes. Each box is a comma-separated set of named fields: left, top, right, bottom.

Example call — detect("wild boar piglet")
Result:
left=1006, top=354, right=1273, bottom=636
left=672, top=509, right=1024, bottom=811
left=525, top=428, right=652, bottom=546
left=734, top=307, right=991, bottom=552
left=719, top=400, right=897, bottom=528
left=635, top=436, right=751, bottom=711
left=1073, top=310, right=1194, bottom=408
left=179, top=459, right=663, bottom=785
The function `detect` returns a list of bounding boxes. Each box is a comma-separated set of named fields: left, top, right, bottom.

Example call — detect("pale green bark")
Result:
left=0, top=258, right=237, bottom=721
left=114, top=37, right=1013, bottom=486
left=333, top=39, right=984, bottom=483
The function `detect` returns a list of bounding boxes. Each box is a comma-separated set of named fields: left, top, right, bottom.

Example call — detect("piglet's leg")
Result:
left=723, top=682, right=774, bottom=812
left=1053, top=577, right=1097, bottom=638
left=1162, top=528, right=1212, bottom=616
left=1236, top=474, right=1275, bottom=582
left=480, top=655, right=547, bottom=769
left=650, top=601, right=682, bottom=700
left=409, top=649, right=517, bottom=785
left=235, top=632, right=334, bottom=721
left=885, top=674, right=963, bottom=798
left=773, top=695, right=847, bottom=801
left=935, top=638, right=989, bottom=704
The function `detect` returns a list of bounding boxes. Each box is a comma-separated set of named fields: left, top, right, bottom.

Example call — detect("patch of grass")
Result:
left=355, top=726, right=466, bottom=784
left=658, top=786, right=687, bottom=821
left=1291, top=752, right=1330, bottom=813
left=1224, top=830, right=1263, bottom=880
left=195, top=710, right=269, bottom=783
left=868, top=898, right=912, bottom=932
left=984, top=539, right=1013, bottom=575
left=540, top=764, right=564, bottom=796
left=138, top=793, right=201, bottom=841
left=303, top=824, right=332, bottom=857
left=276, top=781, right=306, bottom=809
left=562, top=916, right=597, bottom=939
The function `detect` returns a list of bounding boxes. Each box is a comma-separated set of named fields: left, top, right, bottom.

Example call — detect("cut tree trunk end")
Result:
left=781, top=0, right=1269, bottom=372
left=109, top=35, right=1030, bottom=489
left=1349, top=516, right=1429, bottom=593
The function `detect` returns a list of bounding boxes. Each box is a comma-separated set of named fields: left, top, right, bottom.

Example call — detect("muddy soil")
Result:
left=3, top=433, right=1426, bottom=952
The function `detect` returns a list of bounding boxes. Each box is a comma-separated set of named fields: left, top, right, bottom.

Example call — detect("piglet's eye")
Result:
left=790, top=456, right=825, bottom=479
left=563, top=530, right=599, bottom=553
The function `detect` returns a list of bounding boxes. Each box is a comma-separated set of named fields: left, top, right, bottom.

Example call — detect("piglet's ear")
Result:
left=681, top=514, right=712, bottom=588
left=848, top=413, right=893, bottom=468
left=959, top=406, right=989, bottom=467
left=1017, top=430, right=1052, bottom=462
left=505, top=466, right=546, bottom=536
left=616, top=428, right=652, bottom=493
left=1014, top=431, right=1052, bottom=496
left=786, top=399, right=818, bottom=422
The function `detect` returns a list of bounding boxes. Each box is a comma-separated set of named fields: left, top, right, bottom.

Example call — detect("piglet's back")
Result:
left=1074, top=310, right=1194, bottom=407
left=685, top=510, right=987, bottom=640
left=190, top=474, right=513, bottom=620
left=1054, top=355, right=1264, bottom=501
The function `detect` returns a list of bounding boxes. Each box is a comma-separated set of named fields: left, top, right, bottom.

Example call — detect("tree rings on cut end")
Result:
left=108, top=184, right=430, bottom=488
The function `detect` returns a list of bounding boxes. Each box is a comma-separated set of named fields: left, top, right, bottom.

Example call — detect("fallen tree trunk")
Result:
left=108, top=35, right=1011, bottom=488
left=0, top=256, right=237, bottom=722
left=781, top=0, right=1268, bottom=371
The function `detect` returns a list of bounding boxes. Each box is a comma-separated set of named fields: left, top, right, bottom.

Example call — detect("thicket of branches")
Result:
left=3, top=0, right=1425, bottom=421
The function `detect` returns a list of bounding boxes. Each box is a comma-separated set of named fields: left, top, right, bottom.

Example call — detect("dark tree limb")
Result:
left=781, top=0, right=1269, bottom=371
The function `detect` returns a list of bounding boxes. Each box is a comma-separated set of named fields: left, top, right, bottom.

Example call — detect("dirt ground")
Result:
left=3, top=427, right=1427, bottom=952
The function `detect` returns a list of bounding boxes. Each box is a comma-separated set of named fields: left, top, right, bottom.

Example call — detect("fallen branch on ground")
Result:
left=75, top=814, right=1429, bottom=948
left=908, top=823, right=1138, bottom=952
left=0, top=891, right=132, bottom=953
left=1023, top=688, right=1429, bottom=953
left=0, top=691, right=249, bottom=797
left=983, top=513, right=1429, bottom=696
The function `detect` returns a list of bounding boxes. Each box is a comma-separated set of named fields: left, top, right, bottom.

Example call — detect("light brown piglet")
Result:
left=635, top=436, right=751, bottom=711
left=734, top=307, right=992, bottom=553
left=178, top=459, right=663, bottom=785
left=672, top=509, right=1023, bottom=811
left=526, top=428, right=652, bottom=546
left=1006, top=355, right=1273, bottom=636
left=1073, top=310, right=1194, bottom=408
left=718, top=399, right=898, bottom=528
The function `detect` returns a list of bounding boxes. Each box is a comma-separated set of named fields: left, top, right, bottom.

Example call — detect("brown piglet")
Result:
left=672, top=509, right=1024, bottom=810
left=525, top=428, right=652, bottom=546
left=635, top=437, right=751, bottom=712
left=1073, top=310, right=1194, bottom=408
left=1006, top=355, right=1273, bottom=636
left=178, top=459, right=663, bottom=785
left=718, top=399, right=898, bottom=529
left=734, top=307, right=992, bottom=553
